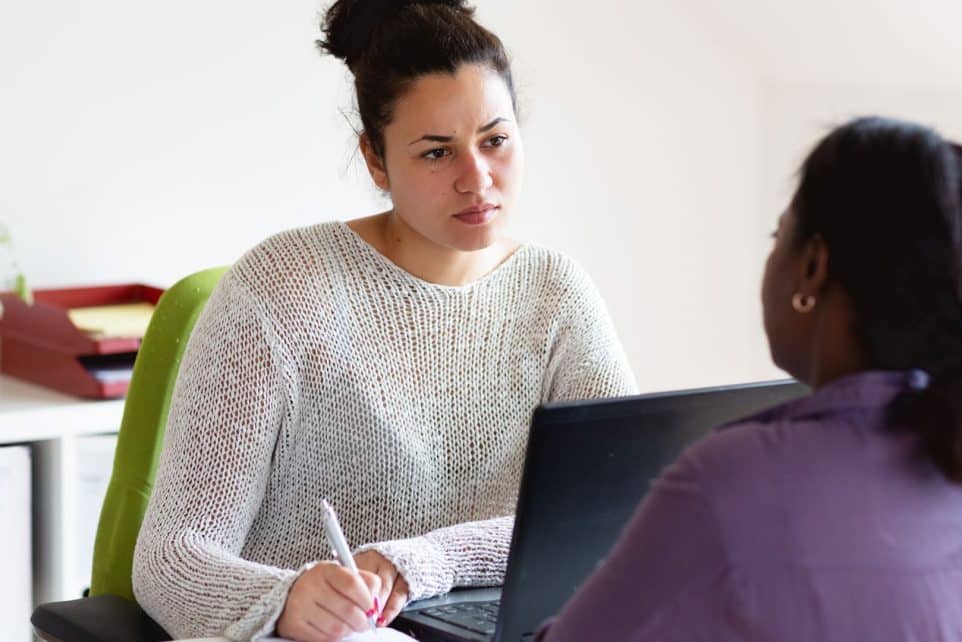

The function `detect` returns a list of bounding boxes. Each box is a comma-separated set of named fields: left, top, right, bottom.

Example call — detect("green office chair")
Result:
left=31, top=266, right=228, bottom=642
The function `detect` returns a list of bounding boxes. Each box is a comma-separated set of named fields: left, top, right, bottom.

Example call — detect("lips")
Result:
left=454, top=204, right=498, bottom=225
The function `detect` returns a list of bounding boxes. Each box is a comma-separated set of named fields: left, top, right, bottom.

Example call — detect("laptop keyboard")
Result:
left=416, top=599, right=500, bottom=637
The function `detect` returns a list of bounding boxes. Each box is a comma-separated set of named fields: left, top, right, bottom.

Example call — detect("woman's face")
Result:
left=366, top=63, right=523, bottom=252
left=761, top=207, right=809, bottom=379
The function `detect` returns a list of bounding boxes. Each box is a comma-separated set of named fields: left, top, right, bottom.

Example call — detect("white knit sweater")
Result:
left=132, top=222, right=636, bottom=641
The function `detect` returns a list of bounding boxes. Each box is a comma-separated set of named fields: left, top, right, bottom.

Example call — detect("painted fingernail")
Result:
left=377, top=615, right=386, bottom=626
left=365, top=607, right=376, bottom=618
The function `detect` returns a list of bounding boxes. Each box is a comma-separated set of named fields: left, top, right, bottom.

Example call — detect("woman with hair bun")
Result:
left=131, top=1, right=636, bottom=641
left=536, top=117, right=962, bottom=642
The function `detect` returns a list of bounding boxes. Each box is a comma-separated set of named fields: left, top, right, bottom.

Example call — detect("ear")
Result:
left=796, top=234, right=830, bottom=297
left=360, top=133, right=390, bottom=191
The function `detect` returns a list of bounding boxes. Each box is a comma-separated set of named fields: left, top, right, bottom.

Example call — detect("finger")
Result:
left=359, top=570, right=385, bottom=623
left=328, top=565, right=378, bottom=609
left=301, top=615, right=335, bottom=642
left=326, top=566, right=378, bottom=625
left=283, top=602, right=346, bottom=642
left=280, top=618, right=326, bottom=642
left=278, top=586, right=332, bottom=642
left=374, top=567, right=396, bottom=611
left=379, top=577, right=410, bottom=627
left=311, top=596, right=366, bottom=638
left=359, top=569, right=382, bottom=598
left=355, top=552, right=395, bottom=608
left=360, top=571, right=387, bottom=624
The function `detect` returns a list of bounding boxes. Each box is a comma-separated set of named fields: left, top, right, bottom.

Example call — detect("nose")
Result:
left=454, top=150, right=493, bottom=195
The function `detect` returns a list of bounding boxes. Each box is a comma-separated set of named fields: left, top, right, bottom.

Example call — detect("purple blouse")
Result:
left=536, top=371, right=962, bottom=642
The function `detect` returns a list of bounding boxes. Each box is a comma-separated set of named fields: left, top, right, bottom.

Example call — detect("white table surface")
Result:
left=0, top=374, right=125, bottom=443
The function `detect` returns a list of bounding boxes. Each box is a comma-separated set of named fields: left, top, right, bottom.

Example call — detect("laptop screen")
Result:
left=495, top=380, right=807, bottom=642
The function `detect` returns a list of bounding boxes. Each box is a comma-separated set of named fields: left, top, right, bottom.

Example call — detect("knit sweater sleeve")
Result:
left=543, top=262, right=637, bottom=403
left=132, top=269, right=300, bottom=641
left=356, top=516, right=513, bottom=601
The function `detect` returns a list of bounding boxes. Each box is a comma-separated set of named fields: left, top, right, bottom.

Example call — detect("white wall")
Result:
left=1, top=0, right=361, bottom=284
left=482, top=1, right=768, bottom=390
left=760, top=83, right=962, bottom=224
left=1, top=0, right=774, bottom=392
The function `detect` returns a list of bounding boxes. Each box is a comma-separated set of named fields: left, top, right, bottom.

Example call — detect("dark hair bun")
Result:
left=319, top=0, right=474, bottom=69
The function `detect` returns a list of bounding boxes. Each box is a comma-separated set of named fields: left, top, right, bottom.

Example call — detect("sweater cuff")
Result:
left=238, top=561, right=317, bottom=642
left=356, top=536, right=455, bottom=601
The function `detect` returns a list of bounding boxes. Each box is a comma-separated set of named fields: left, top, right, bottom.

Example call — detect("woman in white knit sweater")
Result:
left=132, top=1, right=637, bottom=641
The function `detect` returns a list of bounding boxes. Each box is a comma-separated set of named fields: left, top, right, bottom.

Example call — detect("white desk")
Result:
left=0, top=374, right=126, bottom=631
left=0, top=374, right=125, bottom=445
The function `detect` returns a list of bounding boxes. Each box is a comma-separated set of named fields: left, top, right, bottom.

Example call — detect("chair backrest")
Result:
left=89, top=266, right=227, bottom=600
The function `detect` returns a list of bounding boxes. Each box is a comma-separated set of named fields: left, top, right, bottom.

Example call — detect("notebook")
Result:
left=263, top=628, right=417, bottom=641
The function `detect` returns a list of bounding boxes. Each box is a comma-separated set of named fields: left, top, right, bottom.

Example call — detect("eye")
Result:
left=484, top=135, right=508, bottom=148
left=422, top=148, right=451, bottom=161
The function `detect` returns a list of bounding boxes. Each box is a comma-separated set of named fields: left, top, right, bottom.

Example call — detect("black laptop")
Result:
left=392, top=379, right=807, bottom=642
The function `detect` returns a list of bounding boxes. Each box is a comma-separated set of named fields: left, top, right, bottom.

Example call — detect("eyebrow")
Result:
left=408, top=117, right=510, bottom=145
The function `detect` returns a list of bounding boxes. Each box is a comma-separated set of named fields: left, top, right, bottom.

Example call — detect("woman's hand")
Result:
left=355, top=550, right=410, bottom=627
left=276, top=561, right=381, bottom=642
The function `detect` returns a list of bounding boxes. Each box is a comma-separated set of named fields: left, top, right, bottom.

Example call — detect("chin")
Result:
left=448, top=221, right=504, bottom=252
left=770, top=350, right=803, bottom=383
left=455, top=233, right=499, bottom=252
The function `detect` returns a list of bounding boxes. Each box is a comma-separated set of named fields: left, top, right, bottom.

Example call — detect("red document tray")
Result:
left=0, top=284, right=164, bottom=399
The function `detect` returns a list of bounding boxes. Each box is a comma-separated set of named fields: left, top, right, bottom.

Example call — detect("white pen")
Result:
left=321, top=499, right=378, bottom=632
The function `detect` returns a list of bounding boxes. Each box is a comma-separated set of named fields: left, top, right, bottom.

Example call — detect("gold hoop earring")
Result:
left=792, top=293, right=816, bottom=314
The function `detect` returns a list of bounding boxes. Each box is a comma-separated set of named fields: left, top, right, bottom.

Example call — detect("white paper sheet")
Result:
left=262, top=628, right=417, bottom=642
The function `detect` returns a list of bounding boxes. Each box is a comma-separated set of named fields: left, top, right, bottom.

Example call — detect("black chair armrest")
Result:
left=31, top=595, right=170, bottom=642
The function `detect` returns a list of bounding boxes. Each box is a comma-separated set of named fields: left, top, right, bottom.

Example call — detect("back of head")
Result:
left=317, top=0, right=514, bottom=158
left=793, top=117, right=962, bottom=480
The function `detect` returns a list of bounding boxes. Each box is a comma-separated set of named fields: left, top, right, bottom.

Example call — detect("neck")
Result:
left=805, top=292, right=868, bottom=389
left=354, top=212, right=515, bottom=287
left=809, top=356, right=865, bottom=389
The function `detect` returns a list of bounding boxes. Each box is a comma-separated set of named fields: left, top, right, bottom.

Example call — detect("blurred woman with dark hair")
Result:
left=537, top=117, right=962, bottom=642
